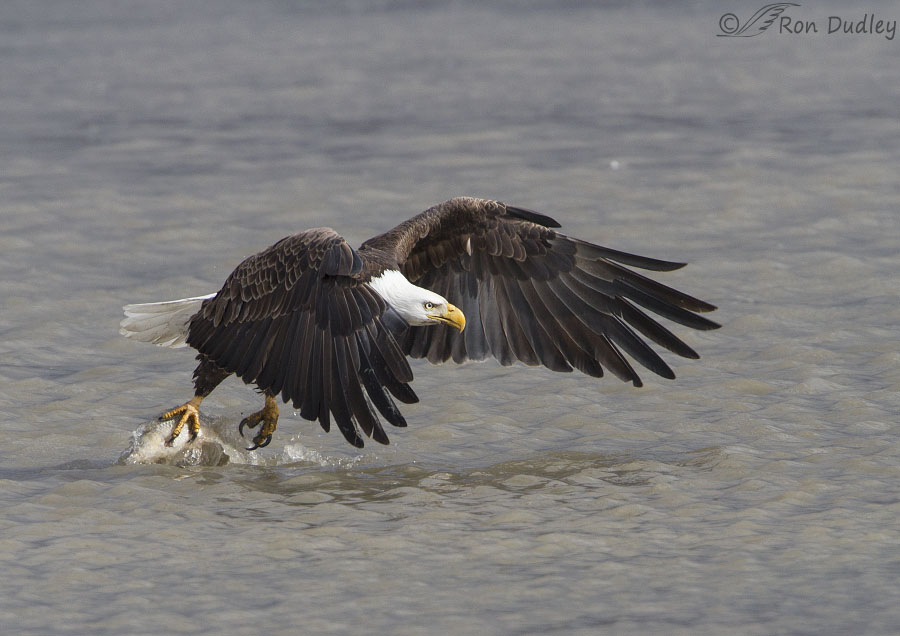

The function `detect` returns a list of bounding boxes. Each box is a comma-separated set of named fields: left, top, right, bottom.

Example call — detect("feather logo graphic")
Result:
left=719, top=3, right=800, bottom=37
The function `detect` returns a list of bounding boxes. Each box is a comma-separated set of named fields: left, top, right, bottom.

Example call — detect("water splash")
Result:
left=118, top=413, right=370, bottom=469
left=280, top=441, right=369, bottom=470
left=117, top=414, right=254, bottom=467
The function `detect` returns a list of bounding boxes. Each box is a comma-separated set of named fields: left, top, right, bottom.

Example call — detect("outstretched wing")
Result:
left=393, top=197, right=720, bottom=386
left=186, top=228, right=417, bottom=448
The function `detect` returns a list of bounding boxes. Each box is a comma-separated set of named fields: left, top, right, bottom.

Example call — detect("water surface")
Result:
left=1, top=1, right=899, bottom=634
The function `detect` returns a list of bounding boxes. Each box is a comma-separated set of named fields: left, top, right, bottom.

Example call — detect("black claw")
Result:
left=245, top=434, right=272, bottom=452
left=239, top=415, right=261, bottom=438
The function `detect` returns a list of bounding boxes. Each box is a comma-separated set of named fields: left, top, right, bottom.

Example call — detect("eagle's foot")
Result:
left=160, top=396, right=203, bottom=446
left=239, top=395, right=279, bottom=451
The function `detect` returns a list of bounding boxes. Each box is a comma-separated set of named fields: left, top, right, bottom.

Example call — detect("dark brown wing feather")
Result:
left=384, top=197, right=719, bottom=387
left=186, top=228, right=416, bottom=448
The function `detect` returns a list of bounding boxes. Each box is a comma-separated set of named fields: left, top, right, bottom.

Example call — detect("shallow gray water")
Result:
left=2, top=1, right=899, bottom=634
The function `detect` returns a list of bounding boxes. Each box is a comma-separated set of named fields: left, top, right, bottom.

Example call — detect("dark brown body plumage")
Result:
left=180, top=197, right=719, bottom=448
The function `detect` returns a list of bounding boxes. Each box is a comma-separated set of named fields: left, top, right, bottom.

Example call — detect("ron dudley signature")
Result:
left=719, top=4, right=897, bottom=41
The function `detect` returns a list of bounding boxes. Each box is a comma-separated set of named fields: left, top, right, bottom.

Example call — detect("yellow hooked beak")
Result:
left=430, top=303, right=466, bottom=332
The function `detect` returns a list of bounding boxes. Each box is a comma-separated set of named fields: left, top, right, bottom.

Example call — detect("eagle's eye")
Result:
left=424, top=301, right=435, bottom=311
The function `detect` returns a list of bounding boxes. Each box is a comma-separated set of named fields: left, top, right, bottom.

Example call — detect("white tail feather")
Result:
left=119, top=294, right=215, bottom=348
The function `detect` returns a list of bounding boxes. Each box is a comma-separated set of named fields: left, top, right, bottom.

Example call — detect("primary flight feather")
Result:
left=120, top=197, right=719, bottom=449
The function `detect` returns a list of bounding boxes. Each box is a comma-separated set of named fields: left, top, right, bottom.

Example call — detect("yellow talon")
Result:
left=161, top=396, right=203, bottom=446
left=239, top=394, right=280, bottom=450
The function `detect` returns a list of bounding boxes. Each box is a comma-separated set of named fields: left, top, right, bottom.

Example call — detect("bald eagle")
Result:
left=120, top=197, right=719, bottom=450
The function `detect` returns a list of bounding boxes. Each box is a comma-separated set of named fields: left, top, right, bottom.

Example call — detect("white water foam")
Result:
left=118, top=413, right=370, bottom=469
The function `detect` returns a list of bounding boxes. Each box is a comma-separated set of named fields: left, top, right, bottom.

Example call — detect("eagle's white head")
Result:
left=368, top=270, right=466, bottom=330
